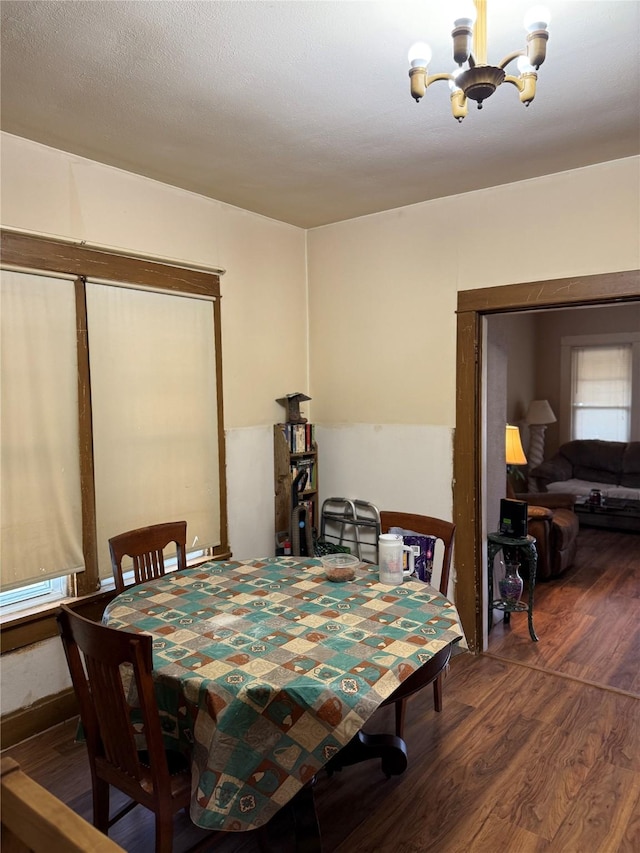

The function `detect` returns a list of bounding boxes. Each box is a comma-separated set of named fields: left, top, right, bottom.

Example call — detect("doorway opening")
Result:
left=453, top=269, right=640, bottom=653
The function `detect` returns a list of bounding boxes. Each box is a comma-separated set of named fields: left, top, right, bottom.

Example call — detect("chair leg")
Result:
left=93, top=777, right=110, bottom=833
left=394, top=698, right=406, bottom=739
left=155, top=811, right=174, bottom=853
left=433, top=674, right=443, bottom=712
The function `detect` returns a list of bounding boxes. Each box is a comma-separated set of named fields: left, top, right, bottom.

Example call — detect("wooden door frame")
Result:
left=453, top=269, right=640, bottom=652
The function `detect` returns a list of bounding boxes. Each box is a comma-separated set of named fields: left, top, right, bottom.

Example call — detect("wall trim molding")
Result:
left=1, top=687, right=78, bottom=750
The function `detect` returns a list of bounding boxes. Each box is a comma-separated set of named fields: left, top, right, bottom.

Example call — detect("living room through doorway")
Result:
left=453, top=272, right=638, bottom=654
left=483, top=300, right=640, bottom=672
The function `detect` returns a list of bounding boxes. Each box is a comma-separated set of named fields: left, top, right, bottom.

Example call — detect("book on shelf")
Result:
left=280, top=422, right=316, bottom=453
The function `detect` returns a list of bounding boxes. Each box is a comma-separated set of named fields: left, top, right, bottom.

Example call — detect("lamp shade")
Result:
left=505, top=424, right=527, bottom=465
left=525, top=399, right=556, bottom=425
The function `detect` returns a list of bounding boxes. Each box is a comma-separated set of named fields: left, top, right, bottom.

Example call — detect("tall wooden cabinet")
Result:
left=274, top=423, right=318, bottom=545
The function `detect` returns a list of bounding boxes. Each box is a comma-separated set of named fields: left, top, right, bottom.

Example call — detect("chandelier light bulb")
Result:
left=408, top=41, right=432, bottom=68
left=449, top=68, right=463, bottom=91
left=517, top=55, right=536, bottom=74
left=524, top=5, right=551, bottom=32
left=453, top=1, right=477, bottom=26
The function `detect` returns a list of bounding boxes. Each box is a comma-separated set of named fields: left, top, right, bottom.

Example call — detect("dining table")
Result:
left=102, top=555, right=465, bottom=841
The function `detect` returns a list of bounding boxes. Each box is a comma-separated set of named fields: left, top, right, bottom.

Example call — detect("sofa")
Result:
left=529, top=440, right=640, bottom=501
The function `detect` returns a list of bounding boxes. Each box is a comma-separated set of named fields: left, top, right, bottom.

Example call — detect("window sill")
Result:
left=0, top=589, right=117, bottom=655
left=0, top=551, right=231, bottom=654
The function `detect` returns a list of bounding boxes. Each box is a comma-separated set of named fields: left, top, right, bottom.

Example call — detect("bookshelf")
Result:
left=274, top=423, right=318, bottom=547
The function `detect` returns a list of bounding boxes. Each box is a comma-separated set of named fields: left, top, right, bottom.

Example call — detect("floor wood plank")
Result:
left=487, top=528, right=640, bottom=693
left=551, top=761, right=640, bottom=853
left=3, top=528, right=638, bottom=852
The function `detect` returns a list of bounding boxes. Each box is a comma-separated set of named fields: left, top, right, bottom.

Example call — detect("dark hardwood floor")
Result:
left=487, top=527, right=640, bottom=694
left=4, top=528, right=639, bottom=852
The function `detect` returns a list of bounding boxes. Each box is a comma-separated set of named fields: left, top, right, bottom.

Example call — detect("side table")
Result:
left=488, top=532, right=538, bottom=642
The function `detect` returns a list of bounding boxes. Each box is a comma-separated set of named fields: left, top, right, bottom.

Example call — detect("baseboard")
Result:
left=1, top=687, right=78, bottom=750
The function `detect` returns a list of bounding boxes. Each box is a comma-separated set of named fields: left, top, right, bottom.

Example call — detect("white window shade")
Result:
left=1, top=271, right=84, bottom=590
left=86, top=282, right=220, bottom=579
left=571, top=345, right=632, bottom=441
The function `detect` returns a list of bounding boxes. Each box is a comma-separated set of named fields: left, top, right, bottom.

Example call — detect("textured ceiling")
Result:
left=1, top=1, right=639, bottom=228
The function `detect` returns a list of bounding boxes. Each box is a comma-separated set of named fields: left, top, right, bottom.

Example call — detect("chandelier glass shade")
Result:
left=408, top=0, right=550, bottom=121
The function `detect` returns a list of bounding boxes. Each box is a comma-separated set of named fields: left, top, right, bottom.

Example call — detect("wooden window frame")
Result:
left=1, top=229, right=229, bottom=649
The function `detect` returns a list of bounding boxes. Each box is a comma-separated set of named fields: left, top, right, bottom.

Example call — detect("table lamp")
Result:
left=505, top=424, right=527, bottom=499
left=525, top=399, right=556, bottom=469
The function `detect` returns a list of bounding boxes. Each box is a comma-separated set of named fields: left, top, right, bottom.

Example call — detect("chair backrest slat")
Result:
left=86, top=656, right=141, bottom=777
left=57, top=605, right=171, bottom=798
left=109, top=520, right=187, bottom=593
left=379, top=511, right=456, bottom=596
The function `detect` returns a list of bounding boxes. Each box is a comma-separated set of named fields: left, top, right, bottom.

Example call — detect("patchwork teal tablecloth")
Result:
left=103, top=556, right=464, bottom=831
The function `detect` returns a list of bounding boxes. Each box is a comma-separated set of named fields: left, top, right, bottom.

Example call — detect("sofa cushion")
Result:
left=608, top=485, right=640, bottom=500
left=561, top=439, right=626, bottom=485
left=529, top=455, right=572, bottom=487
left=546, top=479, right=640, bottom=501
left=621, top=442, right=640, bottom=487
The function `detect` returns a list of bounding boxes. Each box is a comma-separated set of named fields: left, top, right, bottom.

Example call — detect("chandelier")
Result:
left=408, top=1, right=550, bottom=121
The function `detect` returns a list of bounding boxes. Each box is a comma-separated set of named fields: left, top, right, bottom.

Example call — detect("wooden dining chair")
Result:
left=109, top=520, right=187, bottom=593
left=57, top=604, right=194, bottom=853
left=1, top=756, right=125, bottom=853
left=378, top=511, right=456, bottom=739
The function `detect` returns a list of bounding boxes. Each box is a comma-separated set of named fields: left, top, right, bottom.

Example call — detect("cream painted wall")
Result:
left=1, top=136, right=639, bottom=716
left=307, top=158, right=640, bottom=427
left=307, top=205, right=456, bottom=426
left=307, top=158, right=639, bottom=561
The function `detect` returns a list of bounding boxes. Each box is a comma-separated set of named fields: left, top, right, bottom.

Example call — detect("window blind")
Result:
left=571, top=344, right=632, bottom=441
left=0, top=271, right=84, bottom=590
left=86, top=282, right=221, bottom=579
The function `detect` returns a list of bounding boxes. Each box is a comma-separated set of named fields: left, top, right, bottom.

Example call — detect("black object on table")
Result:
left=488, top=532, right=539, bottom=642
